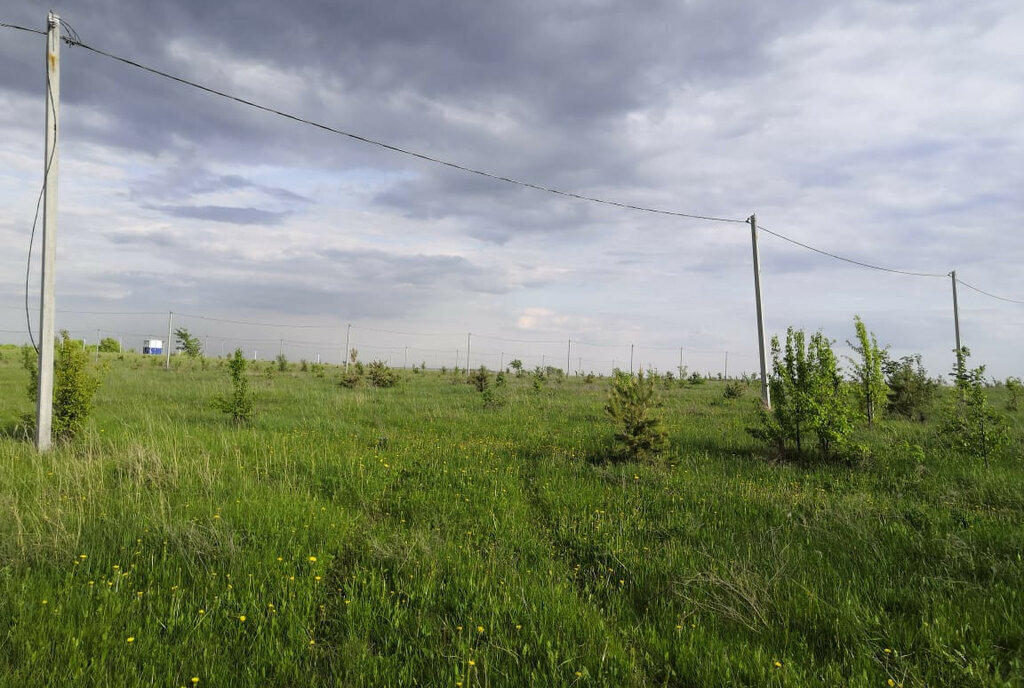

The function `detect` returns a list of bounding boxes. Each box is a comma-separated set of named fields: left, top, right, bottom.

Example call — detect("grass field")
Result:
left=1, top=348, right=1022, bottom=687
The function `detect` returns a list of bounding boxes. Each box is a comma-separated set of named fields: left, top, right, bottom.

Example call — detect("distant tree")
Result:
left=98, top=337, right=120, bottom=353
left=175, top=327, right=202, bottom=358
left=1006, top=377, right=1022, bottom=412
left=938, top=347, right=1008, bottom=466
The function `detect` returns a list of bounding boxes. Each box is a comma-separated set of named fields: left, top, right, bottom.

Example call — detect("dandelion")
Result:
left=468, top=660, right=475, bottom=667
left=79, top=554, right=87, bottom=559
left=198, top=609, right=205, bottom=615
left=575, top=671, right=583, bottom=678
left=191, top=679, right=200, bottom=685
left=314, top=576, right=321, bottom=582
left=774, top=660, right=782, bottom=668
left=308, top=556, right=317, bottom=562
left=127, top=637, right=135, bottom=643
left=476, top=626, right=484, bottom=634
left=239, top=615, right=246, bottom=622
left=888, top=681, right=895, bottom=687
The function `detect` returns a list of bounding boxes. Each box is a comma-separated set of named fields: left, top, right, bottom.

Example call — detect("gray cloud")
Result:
left=146, top=204, right=291, bottom=225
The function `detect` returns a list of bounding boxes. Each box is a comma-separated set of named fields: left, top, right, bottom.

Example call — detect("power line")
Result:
left=47, top=34, right=747, bottom=226
left=757, top=225, right=947, bottom=279
left=955, top=278, right=1024, bottom=306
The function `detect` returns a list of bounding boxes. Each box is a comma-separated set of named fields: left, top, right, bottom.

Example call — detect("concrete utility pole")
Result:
left=404, top=346, right=408, bottom=369
left=724, top=351, right=729, bottom=380
left=278, top=339, right=283, bottom=357
left=950, top=270, right=963, bottom=371
left=629, top=344, right=634, bottom=375
left=466, top=333, right=472, bottom=372
left=165, top=311, right=173, bottom=369
left=679, top=347, right=683, bottom=374
left=748, top=214, right=771, bottom=409
left=344, top=323, right=351, bottom=371
left=35, top=11, right=61, bottom=451
left=566, top=339, right=571, bottom=376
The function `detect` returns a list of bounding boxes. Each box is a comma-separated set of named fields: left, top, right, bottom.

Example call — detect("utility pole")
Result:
left=566, top=339, right=571, bottom=376
left=95, top=329, right=100, bottom=361
left=629, top=344, right=634, bottom=375
left=951, top=270, right=963, bottom=371
left=500, top=352, right=504, bottom=371
left=404, top=346, right=408, bottom=369
left=466, top=333, right=472, bottom=372
left=748, top=214, right=770, bottom=408
left=724, top=351, right=729, bottom=380
left=679, top=347, right=683, bottom=375
left=165, top=311, right=173, bottom=370
left=278, top=339, right=283, bottom=357
left=34, top=11, right=61, bottom=451
left=344, top=323, right=351, bottom=372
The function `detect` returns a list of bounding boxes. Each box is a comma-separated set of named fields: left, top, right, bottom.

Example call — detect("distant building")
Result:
left=143, top=339, right=163, bottom=355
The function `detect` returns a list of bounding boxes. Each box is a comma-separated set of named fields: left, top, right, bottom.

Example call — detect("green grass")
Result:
left=0, top=348, right=1022, bottom=687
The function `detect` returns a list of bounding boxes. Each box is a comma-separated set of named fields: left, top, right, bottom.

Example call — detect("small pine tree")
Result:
left=604, top=370, right=669, bottom=462
left=22, top=331, right=102, bottom=442
left=884, top=354, right=937, bottom=421
left=212, top=349, right=253, bottom=423
left=367, top=360, right=397, bottom=388
left=1006, top=377, right=1022, bottom=412
left=276, top=353, right=288, bottom=372
left=846, top=315, right=888, bottom=426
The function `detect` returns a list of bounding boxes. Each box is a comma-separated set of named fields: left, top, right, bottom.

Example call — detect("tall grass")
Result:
left=0, top=349, right=1021, bottom=686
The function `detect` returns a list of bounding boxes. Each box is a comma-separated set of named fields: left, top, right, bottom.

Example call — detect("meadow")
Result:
left=0, top=347, right=1022, bottom=687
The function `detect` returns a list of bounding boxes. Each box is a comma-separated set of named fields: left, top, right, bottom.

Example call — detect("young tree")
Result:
left=884, top=354, right=937, bottom=421
left=604, top=369, right=669, bottom=462
left=753, top=327, right=853, bottom=460
left=1006, top=377, right=1022, bottom=412
left=22, top=331, right=102, bottom=441
left=212, top=348, right=253, bottom=423
left=845, top=315, right=889, bottom=426
left=175, top=327, right=202, bottom=358
left=938, top=347, right=1008, bottom=466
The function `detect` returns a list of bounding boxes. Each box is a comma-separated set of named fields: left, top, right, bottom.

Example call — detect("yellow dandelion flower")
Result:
left=239, top=615, right=246, bottom=622
left=476, top=626, right=484, bottom=634
left=127, top=637, right=135, bottom=643
left=468, top=660, right=475, bottom=667
left=198, top=609, right=205, bottom=615
left=191, top=679, right=200, bottom=685
left=308, top=556, right=317, bottom=562
left=888, top=680, right=895, bottom=687
left=774, top=660, right=782, bottom=668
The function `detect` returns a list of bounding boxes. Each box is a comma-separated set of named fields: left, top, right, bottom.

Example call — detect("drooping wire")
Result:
left=25, top=32, right=61, bottom=354
left=955, top=278, right=1024, bottom=305
left=54, top=34, right=745, bottom=226
left=757, top=225, right=947, bottom=279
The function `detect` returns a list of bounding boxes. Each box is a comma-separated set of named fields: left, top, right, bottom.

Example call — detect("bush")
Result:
left=469, top=365, right=490, bottom=393
left=276, top=353, right=289, bottom=372
left=212, top=349, right=253, bottom=423
left=604, top=370, right=669, bottom=462
left=22, top=331, right=102, bottom=442
left=367, top=361, right=398, bottom=388
left=884, top=354, right=936, bottom=421
left=688, top=372, right=704, bottom=386
left=938, top=348, right=1008, bottom=466
left=1006, top=377, right=1022, bottom=411
left=98, top=337, right=120, bottom=353
left=752, top=327, right=853, bottom=460
left=723, top=381, right=745, bottom=399
left=175, top=327, right=202, bottom=358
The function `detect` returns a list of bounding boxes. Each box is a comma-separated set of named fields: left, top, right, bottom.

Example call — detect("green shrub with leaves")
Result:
left=752, top=327, right=853, bottom=460
left=723, top=380, right=745, bottom=399
left=938, top=348, right=1008, bottom=466
left=846, top=315, right=888, bottom=426
left=688, top=372, right=704, bottom=386
left=21, top=331, right=102, bottom=442
left=469, top=365, right=490, bottom=393
left=367, top=361, right=397, bottom=388
left=97, top=337, right=120, bottom=353
left=604, top=369, right=669, bottom=462
left=276, top=353, right=289, bottom=372
left=883, top=354, right=937, bottom=421
left=212, top=349, right=253, bottom=423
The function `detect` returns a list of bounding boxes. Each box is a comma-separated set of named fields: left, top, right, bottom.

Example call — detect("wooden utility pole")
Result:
left=35, top=11, right=61, bottom=451
left=748, top=214, right=771, bottom=408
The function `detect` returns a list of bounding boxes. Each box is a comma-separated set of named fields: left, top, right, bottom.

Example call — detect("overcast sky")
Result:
left=1, top=1, right=1021, bottom=377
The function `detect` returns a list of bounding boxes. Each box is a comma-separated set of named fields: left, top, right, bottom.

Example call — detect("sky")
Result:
left=1, top=0, right=1021, bottom=378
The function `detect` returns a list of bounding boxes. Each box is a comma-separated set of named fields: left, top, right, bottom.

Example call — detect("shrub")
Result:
left=97, top=337, right=119, bottom=353
left=276, top=353, right=288, bottom=372
left=752, top=327, right=853, bottom=460
left=310, top=362, right=325, bottom=378
left=688, top=372, right=704, bottom=386
left=367, top=361, right=398, bottom=388
left=846, top=315, right=888, bottom=426
left=723, top=381, right=745, bottom=399
left=469, top=365, right=490, bottom=393
left=22, top=331, right=102, bottom=442
left=604, top=370, right=669, bottom=462
left=938, top=348, right=1008, bottom=466
left=1006, top=377, right=1022, bottom=412
left=212, top=349, right=253, bottom=423
left=509, top=359, right=524, bottom=377
left=884, top=354, right=937, bottom=421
